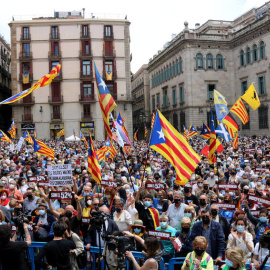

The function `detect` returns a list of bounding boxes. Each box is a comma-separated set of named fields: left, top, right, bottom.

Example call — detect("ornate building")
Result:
left=140, top=2, right=270, bottom=136
left=9, top=11, right=132, bottom=140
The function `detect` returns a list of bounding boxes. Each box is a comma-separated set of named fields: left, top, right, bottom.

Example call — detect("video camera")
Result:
left=260, top=232, right=270, bottom=250
left=106, top=235, right=133, bottom=253
left=11, top=209, right=32, bottom=238
left=90, top=211, right=110, bottom=231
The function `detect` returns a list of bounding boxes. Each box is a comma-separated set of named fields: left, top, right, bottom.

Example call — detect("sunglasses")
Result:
left=184, top=211, right=191, bottom=213
left=133, top=226, right=142, bottom=229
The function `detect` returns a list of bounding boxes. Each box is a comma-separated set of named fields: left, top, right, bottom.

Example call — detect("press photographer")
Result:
left=0, top=222, right=32, bottom=270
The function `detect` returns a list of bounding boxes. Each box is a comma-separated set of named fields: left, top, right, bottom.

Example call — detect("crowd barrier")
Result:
left=28, top=242, right=270, bottom=270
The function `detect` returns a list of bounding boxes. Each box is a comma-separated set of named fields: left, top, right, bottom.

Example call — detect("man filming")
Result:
left=0, top=222, right=32, bottom=270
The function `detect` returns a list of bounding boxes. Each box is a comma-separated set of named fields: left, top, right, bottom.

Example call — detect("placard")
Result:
left=148, top=230, right=171, bottom=240
left=15, top=137, right=24, bottom=151
left=37, top=181, right=49, bottom=188
left=47, top=164, right=73, bottom=186
left=28, top=175, right=47, bottom=182
left=248, top=195, right=270, bottom=208
left=145, top=182, right=165, bottom=190
left=81, top=217, right=92, bottom=225
left=216, top=203, right=236, bottom=211
left=218, top=184, right=237, bottom=191
left=49, top=191, right=74, bottom=200
left=250, top=210, right=270, bottom=218
left=100, top=179, right=117, bottom=188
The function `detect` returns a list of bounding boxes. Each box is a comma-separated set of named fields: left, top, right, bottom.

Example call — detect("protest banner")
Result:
left=148, top=230, right=171, bottom=240
left=216, top=203, right=236, bottom=211
left=47, top=164, right=73, bottom=186
left=145, top=181, right=165, bottom=190
left=15, top=137, right=24, bottom=151
left=49, top=191, right=74, bottom=200
left=218, top=184, right=238, bottom=191
left=248, top=195, right=270, bottom=208
left=250, top=210, right=270, bottom=218
left=100, top=179, right=117, bottom=188
left=37, top=181, right=49, bottom=188
left=28, top=175, right=47, bottom=182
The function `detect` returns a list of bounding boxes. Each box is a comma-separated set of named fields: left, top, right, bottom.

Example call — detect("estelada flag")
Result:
left=200, top=123, right=210, bottom=139
left=233, top=131, right=239, bottom=150
left=241, top=83, right=260, bottom=110
left=149, top=110, right=201, bottom=185
left=188, top=125, right=198, bottom=138
left=22, top=131, right=33, bottom=144
left=7, top=120, right=16, bottom=139
left=33, top=138, right=54, bottom=159
left=0, top=130, right=13, bottom=144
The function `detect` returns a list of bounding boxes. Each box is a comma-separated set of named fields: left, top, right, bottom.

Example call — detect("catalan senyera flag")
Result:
left=209, top=109, right=217, bottom=165
left=117, top=113, right=128, bottom=136
left=7, top=120, right=16, bottom=139
left=87, top=134, right=102, bottom=184
left=200, top=123, right=211, bottom=139
left=22, top=131, right=33, bottom=144
left=0, top=130, right=13, bottom=144
left=216, top=138, right=224, bottom=153
left=124, top=145, right=131, bottom=154
left=214, top=90, right=229, bottom=121
left=96, top=146, right=106, bottom=161
left=134, top=128, right=138, bottom=141
left=57, top=129, right=64, bottom=138
left=233, top=131, right=239, bottom=150
left=230, top=98, right=249, bottom=124
left=1, top=64, right=61, bottom=104
left=149, top=110, right=201, bottom=185
left=241, top=83, right=260, bottom=110
left=221, top=112, right=239, bottom=134
left=151, top=113, right=155, bottom=129
left=80, top=131, right=89, bottom=149
left=183, top=125, right=189, bottom=141
left=144, top=124, right=148, bottom=138
left=188, top=125, right=198, bottom=138
left=33, top=138, right=54, bottom=159
left=94, top=62, right=117, bottom=141
left=33, top=127, right=36, bottom=138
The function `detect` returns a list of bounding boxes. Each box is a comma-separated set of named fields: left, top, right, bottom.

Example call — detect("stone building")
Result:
left=143, top=2, right=270, bottom=136
left=0, top=36, right=12, bottom=131
left=9, top=11, right=132, bottom=140
left=131, top=64, right=150, bottom=139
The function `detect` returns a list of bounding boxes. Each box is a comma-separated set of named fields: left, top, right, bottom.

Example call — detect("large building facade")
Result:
left=142, top=3, right=270, bottom=136
left=0, top=36, right=12, bottom=131
left=9, top=12, right=132, bottom=140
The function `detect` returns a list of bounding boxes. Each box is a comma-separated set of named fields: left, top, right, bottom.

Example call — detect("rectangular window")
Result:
left=156, top=94, right=160, bottom=108
left=52, top=42, right=59, bottom=56
left=23, top=27, right=29, bottom=40
left=163, top=89, right=168, bottom=107
left=259, top=107, right=268, bottom=129
left=179, top=86, right=184, bottom=103
left=51, top=61, right=60, bottom=75
left=152, top=96, right=155, bottom=112
left=105, top=26, right=112, bottom=37
left=83, top=104, right=91, bottom=118
left=51, top=26, right=58, bottom=39
left=22, top=43, right=30, bottom=57
left=53, top=105, right=60, bottom=119
left=22, top=62, right=30, bottom=74
left=83, top=83, right=92, bottom=97
left=85, top=41, right=90, bottom=55
left=104, top=41, right=113, bottom=56
left=207, top=84, right=215, bottom=101
left=105, top=61, right=113, bottom=73
left=107, top=83, right=116, bottom=100
left=51, top=83, right=61, bottom=102
left=82, top=25, right=88, bottom=37
left=258, top=76, right=266, bottom=95
left=241, top=81, right=247, bottom=95
left=82, top=61, right=91, bottom=75
left=172, top=88, right=176, bottom=105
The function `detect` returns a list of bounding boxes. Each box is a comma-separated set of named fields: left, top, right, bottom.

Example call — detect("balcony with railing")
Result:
left=19, top=52, right=33, bottom=61
left=19, top=73, right=33, bottom=83
left=103, top=50, right=116, bottom=58
left=48, top=95, right=63, bottom=104
left=102, top=70, right=117, bottom=80
left=48, top=51, right=62, bottom=59
left=49, top=33, right=60, bottom=40
left=79, top=93, right=95, bottom=103
left=80, top=71, right=93, bottom=80
left=81, top=112, right=92, bottom=120
left=81, top=32, right=91, bottom=39
left=79, top=50, right=92, bottom=59
left=1, top=52, right=8, bottom=62
left=22, top=114, right=32, bottom=122
left=20, top=34, right=31, bottom=41
left=51, top=113, right=62, bottom=121
left=22, top=95, right=35, bottom=105
left=104, top=32, right=114, bottom=40
left=52, top=72, right=62, bottom=81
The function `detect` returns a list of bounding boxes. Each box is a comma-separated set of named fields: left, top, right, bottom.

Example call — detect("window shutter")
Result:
left=91, top=82, right=94, bottom=98
left=114, top=82, right=117, bottom=100
left=207, top=85, right=210, bottom=100
left=90, top=60, right=93, bottom=75
left=82, top=41, right=85, bottom=55
left=263, top=76, right=265, bottom=94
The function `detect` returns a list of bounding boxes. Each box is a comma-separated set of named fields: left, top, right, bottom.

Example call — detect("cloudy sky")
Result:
left=0, top=0, right=266, bottom=72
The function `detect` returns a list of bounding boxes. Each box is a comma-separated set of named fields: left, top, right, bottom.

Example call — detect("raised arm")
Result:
left=45, top=195, right=60, bottom=219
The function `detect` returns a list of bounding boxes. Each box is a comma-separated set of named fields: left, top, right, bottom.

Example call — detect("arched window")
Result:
left=260, top=41, right=265, bottom=59
left=206, top=54, right=214, bottom=69
left=173, top=113, right=179, bottom=131
left=259, top=105, right=268, bottom=129
left=253, top=45, right=258, bottom=61
left=240, top=50, right=244, bottom=66
left=196, top=53, right=203, bottom=69
left=179, top=57, right=182, bottom=72
left=216, top=54, right=224, bottom=69
left=246, top=48, right=251, bottom=64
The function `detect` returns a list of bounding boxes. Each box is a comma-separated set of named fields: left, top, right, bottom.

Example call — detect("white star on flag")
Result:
left=119, top=120, right=123, bottom=125
left=157, top=129, right=165, bottom=140
left=98, top=80, right=106, bottom=90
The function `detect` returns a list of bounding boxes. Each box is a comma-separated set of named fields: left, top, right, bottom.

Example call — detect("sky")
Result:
left=0, top=0, right=266, bottom=73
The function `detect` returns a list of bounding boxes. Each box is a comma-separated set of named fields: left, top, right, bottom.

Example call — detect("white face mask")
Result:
left=9, top=184, right=15, bottom=189
left=125, top=189, right=130, bottom=194
left=210, top=172, right=214, bottom=176
left=87, top=200, right=92, bottom=206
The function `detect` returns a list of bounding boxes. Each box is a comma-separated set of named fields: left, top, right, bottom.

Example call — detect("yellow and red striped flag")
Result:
left=33, top=127, right=36, bottom=138
left=230, top=98, right=249, bottom=125
left=94, top=62, right=116, bottom=141
left=209, top=109, right=217, bottom=165
left=96, top=146, right=106, bottom=161
left=183, top=125, right=189, bottom=141
left=188, top=125, right=198, bottom=138
left=0, top=130, right=13, bottom=144
left=22, top=131, right=33, bottom=144
left=149, top=110, right=201, bottom=186
left=144, top=124, right=148, bottom=138
left=80, top=131, right=89, bottom=149
left=7, top=120, right=16, bottom=139
left=87, top=133, right=101, bottom=184
left=33, top=138, right=54, bottom=159
left=233, top=131, right=239, bottom=150
left=134, top=128, right=138, bottom=141
left=151, top=113, right=155, bottom=128
left=57, top=129, right=64, bottom=138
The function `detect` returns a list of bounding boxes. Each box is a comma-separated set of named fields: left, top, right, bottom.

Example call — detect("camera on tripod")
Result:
left=11, top=209, right=32, bottom=238
left=107, top=235, right=133, bottom=254
left=90, top=211, right=110, bottom=231
left=260, top=232, right=270, bottom=250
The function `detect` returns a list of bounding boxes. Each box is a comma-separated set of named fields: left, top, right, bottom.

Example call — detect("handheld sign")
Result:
left=47, top=164, right=73, bottom=186
left=250, top=210, right=270, bottom=218
left=49, top=191, right=74, bottom=200
left=216, top=203, right=236, bottom=211
left=248, top=195, right=270, bottom=208
left=100, top=179, right=117, bottom=188
left=145, top=181, right=165, bottom=190
left=28, top=175, right=47, bottom=182
left=148, top=230, right=171, bottom=240
left=37, top=181, right=49, bottom=188
left=218, top=184, right=237, bottom=191
left=81, top=217, right=92, bottom=225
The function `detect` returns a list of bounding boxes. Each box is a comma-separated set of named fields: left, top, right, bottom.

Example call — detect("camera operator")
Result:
left=0, top=222, right=31, bottom=270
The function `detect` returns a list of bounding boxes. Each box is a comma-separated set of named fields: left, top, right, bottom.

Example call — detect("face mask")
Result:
left=173, top=185, right=179, bottom=189
left=84, top=192, right=90, bottom=197
left=202, top=216, right=210, bottom=225
left=224, top=200, right=231, bottom=204
left=9, top=208, right=14, bottom=212
left=200, top=199, right=206, bottom=206
left=211, top=209, right=218, bottom=217
left=1, top=195, right=6, bottom=200
left=236, top=225, right=245, bottom=232
left=210, top=172, right=214, bottom=176
left=174, top=199, right=180, bottom=204
left=39, top=210, right=45, bottom=216
left=27, top=194, right=33, bottom=199
left=210, top=200, right=217, bottom=205
left=184, top=212, right=192, bottom=218
left=137, top=172, right=140, bottom=175
left=225, top=259, right=234, bottom=268
left=160, top=222, right=167, bottom=229
left=236, top=168, right=240, bottom=171
left=266, top=174, right=270, bottom=177
left=198, top=183, right=203, bottom=187
left=15, top=175, right=19, bottom=179
left=125, top=189, right=130, bottom=194
left=144, top=201, right=151, bottom=208
left=134, top=228, right=141, bottom=234
left=37, top=169, right=41, bottom=172
left=182, top=227, right=190, bottom=233
left=65, top=211, right=72, bottom=218
left=9, top=184, right=15, bottom=189
left=28, top=174, right=32, bottom=177
left=76, top=169, right=80, bottom=172
left=115, top=207, right=121, bottom=213
left=203, top=185, right=208, bottom=191
left=61, top=203, right=67, bottom=209
left=205, top=170, right=209, bottom=174
left=105, top=194, right=111, bottom=198
left=243, top=189, right=249, bottom=194
left=168, top=195, right=173, bottom=202
left=87, top=200, right=92, bottom=206
left=194, top=248, right=205, bottom=256
left=158, top=195, right=163, bottom=200
left=259, top=217, right=267, bottom=223
left=258, top=182, right=262, bottom=186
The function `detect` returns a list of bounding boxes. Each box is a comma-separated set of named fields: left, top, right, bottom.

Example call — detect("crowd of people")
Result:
left=0, top=136, right=270, bottom=270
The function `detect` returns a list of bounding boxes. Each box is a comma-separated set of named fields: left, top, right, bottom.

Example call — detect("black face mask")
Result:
left=27, top=194, right=33, bottom=199
left=211, top=209, right=218, bottom=217
left=210, top=200, right=217, bottom=205
left=173, top=185, right=179, bottom=190
left=194, top=248, right=205, bottom=256
left=224, top=200, right=231, bottom=203
left=182, top=227, right=190, bottom=233
left=200, top=199, right=206, bottom=206
left=174, top=199, right=181, bottom=204
left=168, top=195, right=173, bottom=202
left=65, top=211, right=72, bottom=218
left=203, top=185, right=208, bottom=191
left=202, top=216, right=210, bottom=225
left=184, top=188, right=190, bottom=194
left=243, top=189, right=249, bottom=194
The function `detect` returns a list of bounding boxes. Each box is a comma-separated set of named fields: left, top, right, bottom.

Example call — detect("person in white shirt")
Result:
left=206, top=169, right=218, bottom=188
left=252, top=234, right=270, bottom=268
left=113, top=200, right=132, bottom=231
